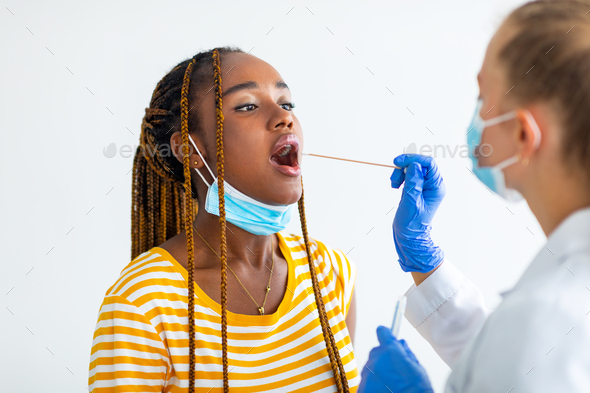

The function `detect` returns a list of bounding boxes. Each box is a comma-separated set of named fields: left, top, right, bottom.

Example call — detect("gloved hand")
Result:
left=358, top=326, right=434, bottom=393
left=390, top=154, right=445, bottom=273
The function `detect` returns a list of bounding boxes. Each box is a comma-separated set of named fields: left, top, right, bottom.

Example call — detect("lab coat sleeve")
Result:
left=454, top=253, right=590, bottom=393
left=404, top=259, right=491, bottom=368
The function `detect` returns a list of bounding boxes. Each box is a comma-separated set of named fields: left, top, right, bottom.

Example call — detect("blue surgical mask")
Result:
left=466, top=98, right=541, bottom=202
left=188, top=135, right=295, bottom=236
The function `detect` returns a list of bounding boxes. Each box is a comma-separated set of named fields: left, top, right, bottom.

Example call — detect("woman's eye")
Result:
left=236, top=104, right=257, bottom=112
left=235, top=102, right=295, bottom=112
left=281, top=102, right=296, bottom=111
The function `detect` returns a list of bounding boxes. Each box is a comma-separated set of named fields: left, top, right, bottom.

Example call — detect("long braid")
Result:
left=131, top=148, right=141, bottom=258
left=136, top=151, right=148, bottom=256
left=132, top=146, right=183, bottom=260
left=133, top=101, right=186, bottom=260
left=173, top=185, right=182, bottom=234
left=212, top=48, right=231, bottom=392
left=146, top=168, right=154, bottom=247
left=298, top=176, right=350, bottom=392
left=180, top=57, right=198, bottom=393
left=159, top=180, right=167, bottom=245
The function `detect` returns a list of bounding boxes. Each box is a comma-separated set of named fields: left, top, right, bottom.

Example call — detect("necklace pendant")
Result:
left=258, top=306, right=264, bottom=315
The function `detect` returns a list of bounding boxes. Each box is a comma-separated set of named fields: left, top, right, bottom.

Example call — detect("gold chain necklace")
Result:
left=193, top=226, right=275, bottom=315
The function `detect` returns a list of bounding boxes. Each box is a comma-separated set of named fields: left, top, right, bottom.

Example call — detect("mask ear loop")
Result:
left=483, top=109, right=542, bottom=169
left=516, top=110, right=542, bottom=168
left=482, top=111, right=517, bottom=128
left=523, top=110, right=542, bottom=149
left=475, top=110, right=517, bottom=163
left=495, top=154, right=521, bottom=170
left=188, top=134, right=216, bottom=187
left=482, top=109, right=541, bottom=147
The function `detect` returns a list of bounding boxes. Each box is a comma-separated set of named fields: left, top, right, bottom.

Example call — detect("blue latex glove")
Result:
left=358, top=326, right=434, bottom=393
left=390, top=154, right=445, bottom=273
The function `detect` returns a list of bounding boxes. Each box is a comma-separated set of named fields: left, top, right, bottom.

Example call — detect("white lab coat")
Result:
left=404, top=206, right=590, bottom=392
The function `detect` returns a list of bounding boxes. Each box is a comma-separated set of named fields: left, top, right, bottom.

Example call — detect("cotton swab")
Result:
left=302, top=152, right=401, bottom=169
left=390, top=295, right=407, bottom=338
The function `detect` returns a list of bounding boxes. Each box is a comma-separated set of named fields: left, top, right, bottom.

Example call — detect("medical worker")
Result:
left=359, top=1, right=590, bottom=392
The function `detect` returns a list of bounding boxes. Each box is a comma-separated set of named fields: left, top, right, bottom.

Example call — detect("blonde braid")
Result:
left=159, top=180, right=167, bottom=244
left=133, top=105, right=185, bottom=260
left=131, top=148, right=141, bottom=258
left=146, top=163, right=155, bottom=247
left=180, top=57, right=197, bottom=393
left=174, top=185, right=182, bottom=234
left=212, top=48, right=230, bottom=392
left=298, top=176, right=349, bottom=392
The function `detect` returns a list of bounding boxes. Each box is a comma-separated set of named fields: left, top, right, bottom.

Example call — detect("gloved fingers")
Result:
left=390, top=167, right=405, bottom=189
left=394, top=154, right=434, bottom=172
left=422, top=163, right=444, bottom=195
left=376, top=325, right=395, bottom=346
left=399, top=339, right=420, bottom=365
left=400, top=162, right=424, bottom=202
left=357, top=373, right=370, bottom=393
left=394, top=154, right=441, bottom=190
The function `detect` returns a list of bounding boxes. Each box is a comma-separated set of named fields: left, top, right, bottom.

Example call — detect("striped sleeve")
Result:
left=88, top=295, right=170, bottom=392
left=332, top=248, right=356, bottom=318
left=313, top=237, right=357, bottom=319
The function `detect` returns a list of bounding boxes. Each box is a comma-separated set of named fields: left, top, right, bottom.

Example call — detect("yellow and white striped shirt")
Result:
left=88, top=231, right=359, bottom=392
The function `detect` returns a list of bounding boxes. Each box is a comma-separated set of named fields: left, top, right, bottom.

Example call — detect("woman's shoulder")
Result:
left=278, top=230, right=334, bottom=250
left=102, top=247, right=186, bottom=303
left=278, top=231, right=356, bottom=275
left=278, top=231, right=324, bottom=260
left=279, top=231, right=356, bottom=317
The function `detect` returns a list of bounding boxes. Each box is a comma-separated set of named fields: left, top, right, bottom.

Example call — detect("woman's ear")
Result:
left=170, top=130, right=207, bottom=170
left=515, top=107, right=542, bottom=163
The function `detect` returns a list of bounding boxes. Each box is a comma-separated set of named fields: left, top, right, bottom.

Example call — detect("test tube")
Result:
left=390, top=295, right=407, bottom=338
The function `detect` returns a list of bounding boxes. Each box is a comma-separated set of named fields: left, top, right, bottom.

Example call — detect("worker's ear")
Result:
left=515, top=108, right=542, bottom=162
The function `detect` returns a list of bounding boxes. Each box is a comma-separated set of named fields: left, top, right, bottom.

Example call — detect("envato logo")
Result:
left=103, top=142, right=194, bottom=159
left=402, top=142, right=493, bottom=158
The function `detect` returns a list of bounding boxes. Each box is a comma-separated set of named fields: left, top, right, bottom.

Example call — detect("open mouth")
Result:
left=270, top=143, right=299, bottom=167
left=269, top=134, right=301, bottom=176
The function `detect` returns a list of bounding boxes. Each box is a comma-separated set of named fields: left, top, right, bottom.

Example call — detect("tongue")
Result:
left=272, top=145, right=298, bottom=166
left=271, top=152, right=292, bottom=166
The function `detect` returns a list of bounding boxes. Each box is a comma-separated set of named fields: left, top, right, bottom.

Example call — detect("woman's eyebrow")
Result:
left=224, top=80, right=290, bottom=97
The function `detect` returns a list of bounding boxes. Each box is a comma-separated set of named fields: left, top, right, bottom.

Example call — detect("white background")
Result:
left=0, top=1, right=546, bottom=391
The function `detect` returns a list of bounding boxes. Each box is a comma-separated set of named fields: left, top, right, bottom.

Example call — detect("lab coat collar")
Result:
left=544, top=205, right=590, bottom=259
left=501, top=205, right=590, bottom=298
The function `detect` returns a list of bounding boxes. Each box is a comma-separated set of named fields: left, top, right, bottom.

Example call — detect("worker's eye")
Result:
left=281, top=102, right=296, bottom=111
left=235, top=103, right=257, bottom=112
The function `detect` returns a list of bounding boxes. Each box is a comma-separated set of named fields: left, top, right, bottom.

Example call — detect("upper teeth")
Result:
left=278, top=144, right=292, bottom=157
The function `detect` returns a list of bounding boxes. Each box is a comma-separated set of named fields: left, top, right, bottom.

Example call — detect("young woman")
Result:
left=88, top=48, right=359, bottom=392
left=359, top=1, right=590, bottom=392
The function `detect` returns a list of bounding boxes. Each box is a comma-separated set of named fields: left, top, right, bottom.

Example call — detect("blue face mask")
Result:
left=188, top=135, right=296, bottom=236
left=466, top=98, right=541, bottom=202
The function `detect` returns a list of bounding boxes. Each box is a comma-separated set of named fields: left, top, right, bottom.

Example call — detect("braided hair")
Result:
left=131, top=47, right=349, bottom=392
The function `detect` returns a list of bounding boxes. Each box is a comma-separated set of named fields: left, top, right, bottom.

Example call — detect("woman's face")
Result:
left=182, top=52, right=304, bottom=206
